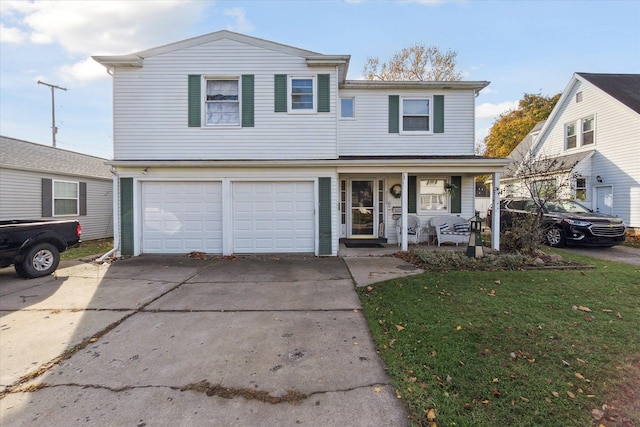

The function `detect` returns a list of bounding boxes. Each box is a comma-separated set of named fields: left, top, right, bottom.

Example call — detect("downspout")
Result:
left=97, top=167, right=120, bottom=262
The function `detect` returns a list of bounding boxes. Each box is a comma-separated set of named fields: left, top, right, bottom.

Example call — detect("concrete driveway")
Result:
left=0, top=255, right=410, bottom=426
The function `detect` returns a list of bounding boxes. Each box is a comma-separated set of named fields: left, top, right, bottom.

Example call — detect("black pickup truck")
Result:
left=0, top=220, right=81, bottom=278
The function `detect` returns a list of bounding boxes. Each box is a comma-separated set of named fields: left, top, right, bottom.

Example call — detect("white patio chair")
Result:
left=396, top=215, right=422, bottom=246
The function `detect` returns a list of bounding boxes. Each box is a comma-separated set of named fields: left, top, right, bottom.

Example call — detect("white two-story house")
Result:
left=501, top=73, right=639, bottom=234
left=93, top=31, right=508, bottom=257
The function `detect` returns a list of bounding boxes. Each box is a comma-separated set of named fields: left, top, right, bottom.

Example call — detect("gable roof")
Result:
left=502, top=121, right=546, bottom=178
left=577, top=73, right=640, bottom=114
left=93, top=30, right=351, bottom=82
left=0, top=135, right=112, bottom=180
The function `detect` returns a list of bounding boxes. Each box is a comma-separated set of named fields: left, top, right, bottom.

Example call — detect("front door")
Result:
left=350, top=180, right=376, bottom=237
left=595, top=185, right=613, bottom=215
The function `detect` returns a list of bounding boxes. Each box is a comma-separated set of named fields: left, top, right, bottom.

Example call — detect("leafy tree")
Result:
left=483, top=93, right=560, bottom=158
left=363, top=43, right=463, bottom=81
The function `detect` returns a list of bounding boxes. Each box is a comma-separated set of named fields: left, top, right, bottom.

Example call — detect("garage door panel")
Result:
left=233, top=181, right=314, bottom=253
left=142, top=182, right=222, bottom=254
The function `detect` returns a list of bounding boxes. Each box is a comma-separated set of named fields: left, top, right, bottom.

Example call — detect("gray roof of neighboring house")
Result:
left=502, top=121, right=546, bottom=178
left=0, top=135, right=112, bottom=180
left=577, top=73, right=640, bottom=114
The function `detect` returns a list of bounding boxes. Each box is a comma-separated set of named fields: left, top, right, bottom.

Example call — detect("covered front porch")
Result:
left=336, top=156, right=510, bottom=252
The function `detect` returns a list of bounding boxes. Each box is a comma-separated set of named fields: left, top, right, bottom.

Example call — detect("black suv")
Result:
left=487, top=198, right=626, bottom=247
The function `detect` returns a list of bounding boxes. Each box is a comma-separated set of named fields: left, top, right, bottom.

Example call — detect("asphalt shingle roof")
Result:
left=577, top=73, right=640, bottom=114
left=0, top=135, right=112, bottom=179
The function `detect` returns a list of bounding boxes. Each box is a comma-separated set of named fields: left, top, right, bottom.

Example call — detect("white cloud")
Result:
left=58, top=57, right=111, bottom=83
left=0, top=24, right=26, bottom=44
left=0, top=0, right=210, bottom=81
left=224, top=7, right=254, bottom=33
left=475, top=101, right=517, bottom=119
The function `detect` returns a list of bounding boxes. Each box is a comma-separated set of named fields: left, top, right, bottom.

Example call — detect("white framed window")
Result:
left=401, top=97, right=430, bottom=133
left=53, top=180, right=79, bottom=216
left=418, top=178, right=448, bottom=211
left=289, top=76, right=315, bottom=112
left=340, top=97, right=355, bottom=118
left=565, top=122, right=577, bottom=149
left=582, top=116, right=594, bottom=145
left=575, top=177, right=587, bottom=201
left=205, top=78, right=239, bottom=126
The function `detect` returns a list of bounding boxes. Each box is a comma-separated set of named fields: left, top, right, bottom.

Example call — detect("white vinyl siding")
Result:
left=0, top=168, right=113, bottom=240
left=113, top=38, right=337, bottom=160
left=338, top=89, right=476, bottom=156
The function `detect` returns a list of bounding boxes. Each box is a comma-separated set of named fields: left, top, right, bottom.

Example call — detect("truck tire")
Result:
left=17, top=243, right=60, bottom=278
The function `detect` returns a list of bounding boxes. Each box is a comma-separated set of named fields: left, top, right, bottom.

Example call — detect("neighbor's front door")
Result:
left=595, top=185, right=613, bottom=215
left=350, top=180, right=376, bottom=237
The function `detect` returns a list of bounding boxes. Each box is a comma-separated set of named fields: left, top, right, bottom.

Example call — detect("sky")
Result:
left=1, top=0, right=639, bottom=160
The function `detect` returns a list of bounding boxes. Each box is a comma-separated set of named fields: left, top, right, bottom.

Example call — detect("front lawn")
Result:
left=358, top=250, right=639, bottom=426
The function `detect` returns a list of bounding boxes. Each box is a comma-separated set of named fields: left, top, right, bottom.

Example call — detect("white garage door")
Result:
left=233, top=181, right=315, bottom=253
left=142, top=182, right=222, bottom=253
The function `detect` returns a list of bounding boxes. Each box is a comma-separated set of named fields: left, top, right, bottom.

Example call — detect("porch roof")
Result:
left=108, top=155, right=511, bottom=175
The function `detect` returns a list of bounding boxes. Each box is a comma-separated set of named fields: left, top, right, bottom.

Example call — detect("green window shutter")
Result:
left=450, top=175, right=462, bottom=214
left=188, top=75, right=201, bottom=127
left=408, top=175, right=417, bottom=213
left=241, top=74, right=254, bottom=127
left=388, top=95, right=399, bottom=133
left=42, top=178, right=52, bottom=217
left=317, top=74, right=330, bottom=112
left=318, top=177, right=332, bottom=255
left=434, top=95, right=444, bottom=133
left=120, top=177, right=134, bottom=256
left=274, top=74, right=287, bottom=112
left=79, top=182, right=87, bottom=216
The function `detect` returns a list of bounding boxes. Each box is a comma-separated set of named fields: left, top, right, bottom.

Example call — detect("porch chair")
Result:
left=396, top=215, right=422, bottom=246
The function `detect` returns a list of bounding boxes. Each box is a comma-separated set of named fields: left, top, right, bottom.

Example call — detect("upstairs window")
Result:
left=565, top=116, right=595, bottom=149
left=340, top=97, right=355, bottom=118
left=289, top=77, right=315, bottom=111
left=205, top=79, right=239, bottom=126
left=53, top=180, right=79, bottom=216
left=402, top=98, right=430, bottom=132
left=582, top=116, right=594, bottom=145
left=566, top=123, right=577, bottom=149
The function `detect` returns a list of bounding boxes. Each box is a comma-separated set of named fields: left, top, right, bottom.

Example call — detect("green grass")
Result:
left=61, top=238, right=113, bottom=261
left=358, top=250, right=640, bottom=426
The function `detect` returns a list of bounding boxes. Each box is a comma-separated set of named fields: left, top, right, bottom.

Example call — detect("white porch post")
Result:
left=491, top=172, right=501, bottom=251
left=401, top=172, right=408, bottom=252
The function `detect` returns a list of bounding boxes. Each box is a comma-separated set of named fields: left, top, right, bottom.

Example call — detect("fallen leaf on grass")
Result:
left=552, top=391, right=560, bottom=398
left=577, top=306, right=592, bottom=312
left=426, top=408, right=436, bottom=421
left=601, top=309, right=613, bottom=313
left=567, top=391, right=576, bottom=398
left=395, top=325, right=405, bottom=332
left=520, top=396, right=530, bottom=403
left=575, top=372, right=586, bottom=380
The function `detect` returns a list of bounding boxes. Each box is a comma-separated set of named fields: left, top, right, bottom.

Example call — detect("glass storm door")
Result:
left=350, top=180, right=375, bottom=237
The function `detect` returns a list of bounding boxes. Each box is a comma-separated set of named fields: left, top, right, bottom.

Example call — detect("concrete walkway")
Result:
left=0, top=254, right=415, bottom=427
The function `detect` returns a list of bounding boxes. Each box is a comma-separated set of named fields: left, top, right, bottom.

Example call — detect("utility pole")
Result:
left=37, top=80, right=68, bottom=148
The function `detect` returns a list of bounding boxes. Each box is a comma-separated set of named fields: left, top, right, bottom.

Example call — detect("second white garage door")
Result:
left=233, top=181, right=315, bottom=253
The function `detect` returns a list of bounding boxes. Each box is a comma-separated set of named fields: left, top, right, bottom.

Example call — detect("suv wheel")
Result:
left=546, top=227, right=565, bottom=248
left=17, top=243, right=60, bottom=278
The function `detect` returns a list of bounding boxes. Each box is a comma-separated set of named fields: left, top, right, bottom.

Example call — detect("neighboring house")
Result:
left=500, top=73, right=640, bottom=233
left=0, top=136, right=114, bottom=240
left=93, top=30, right=509, bottom=257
